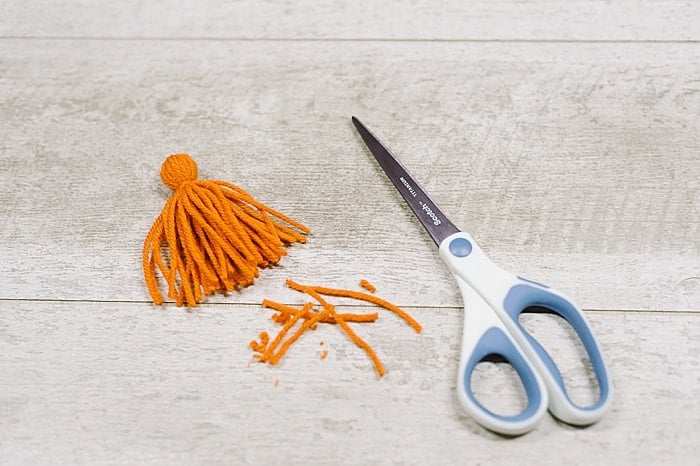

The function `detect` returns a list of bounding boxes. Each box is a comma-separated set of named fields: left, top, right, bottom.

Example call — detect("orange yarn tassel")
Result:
left=143, top=153, right=310, bottom=306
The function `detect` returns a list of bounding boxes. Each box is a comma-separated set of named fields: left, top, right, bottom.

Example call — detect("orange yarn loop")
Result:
left=143, top=154, right=310, bottom=307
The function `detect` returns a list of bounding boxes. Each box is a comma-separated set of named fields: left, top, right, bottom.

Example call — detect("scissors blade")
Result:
left=352, top=116, right=461, bottom=246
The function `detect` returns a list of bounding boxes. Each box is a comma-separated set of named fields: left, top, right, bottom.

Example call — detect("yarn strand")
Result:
left=251, top=279, right=421, bottom=377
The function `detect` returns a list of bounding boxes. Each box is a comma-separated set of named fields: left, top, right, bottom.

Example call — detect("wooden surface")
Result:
left=1, top=2, right=699, bottom=465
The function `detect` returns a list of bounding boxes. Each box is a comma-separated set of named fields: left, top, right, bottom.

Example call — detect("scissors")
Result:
left=352, top=117, right=612, bottom=436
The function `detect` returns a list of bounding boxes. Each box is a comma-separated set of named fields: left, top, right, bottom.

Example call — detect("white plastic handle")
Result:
left=454, top=274, right=549, bottom=435
left=440, top=232, right=613, bottom=431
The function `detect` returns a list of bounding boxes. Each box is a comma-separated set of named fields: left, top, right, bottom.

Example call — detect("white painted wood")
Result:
left=1, top=1, right=698, bottom=41
left=2, top=1, right=699, bottom=463
left=1, top=40, right=697, bottom=310
left=1, top=301, right=697, bottom=465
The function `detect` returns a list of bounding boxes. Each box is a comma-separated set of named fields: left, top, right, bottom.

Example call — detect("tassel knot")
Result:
left=143, top=153, right=310, bottom=307
left=160, top=153, right=198, bottom=190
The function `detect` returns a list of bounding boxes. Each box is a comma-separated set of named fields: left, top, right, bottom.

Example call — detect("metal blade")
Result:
left=352, top=116, right=460, bottom=246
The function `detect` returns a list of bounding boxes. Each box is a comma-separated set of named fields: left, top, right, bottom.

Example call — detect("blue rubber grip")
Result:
left=503, top=284, right=611, bottom=411
left=463, top=327, right=544, bottom=423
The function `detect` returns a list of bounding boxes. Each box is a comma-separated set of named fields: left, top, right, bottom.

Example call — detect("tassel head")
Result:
left=160, top=153, right=198, bottom=190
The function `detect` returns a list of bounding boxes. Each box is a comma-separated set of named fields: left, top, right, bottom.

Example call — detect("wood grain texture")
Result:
left=1, top=40, right=698, bottom=310
left=2, top=1, right=699, bottom=464
left=1, top=1, right=698, bottom=41
left=1, top=301, right=698, bottom=465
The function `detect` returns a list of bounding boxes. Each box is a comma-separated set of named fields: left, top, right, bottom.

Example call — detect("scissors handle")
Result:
left=453, top=274, right=549, bottom=435
left=439, top=232, right=613, bottom=433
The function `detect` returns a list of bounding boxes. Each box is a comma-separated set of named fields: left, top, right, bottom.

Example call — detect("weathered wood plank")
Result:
left=1, top=301, right=697, bottom=465
left=1, top=1, right=698, bottom=41
left=1, top=40, right=697, bottom=310
left=3, top=1, right=697, bottom=464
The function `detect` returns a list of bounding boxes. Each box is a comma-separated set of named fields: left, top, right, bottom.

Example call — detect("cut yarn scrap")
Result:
left=143, top=153, right=309, bottom=307
left=250, top=279, right=422, bottom=377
